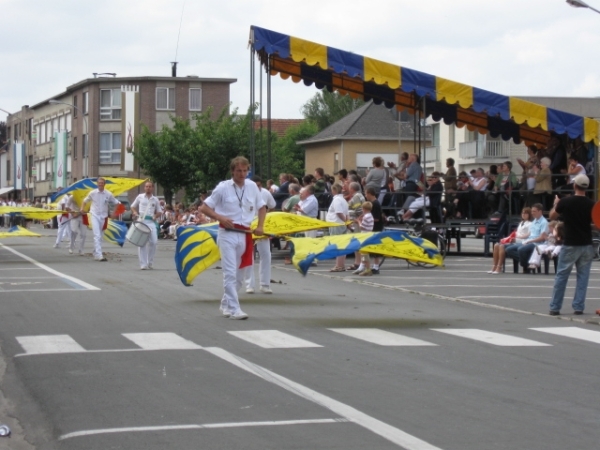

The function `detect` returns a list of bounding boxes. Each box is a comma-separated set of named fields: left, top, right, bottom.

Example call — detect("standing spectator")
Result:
left=354, top=201, right=375, bottom=276
left=364, top=187, right=383, bottom=274
left=336, top=169, right=350, bottom=198
left=295, top=185, right=319, bottom=238
left=278, top=173, right=290, bottom=194
left=245, top=175, right=276, bottom=294
left=266, top=179, right=279, bottom=194
left=326, top=183, right=349, bottom=272
left=548, top=135, right=568, bottom=189
left=364, top=156, right=388, bottom=199
left=131, top=181, right=163, bottom=270
left=199, top=156, right=266, bottom=320
left=548, top=174, right=595, bottom=315
left=530, top=157, right=552, bottom=209
left=81, top=178, right=120, bottom=261
left=313, top=168, right=328, bottom=197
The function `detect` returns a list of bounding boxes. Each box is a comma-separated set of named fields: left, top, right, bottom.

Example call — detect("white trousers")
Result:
left=69, top=217, right=87, bottom=253
left=55, top=216, right=72, bottom=246
left=529, top=244, right=562, bottom=266
left=218, top=228, right=247, bottom=314
left=245, top=238, right=271, bottom=289
left=138, top=220, right=158, bottom=268
left=408, top=196, right=430, bottom=213
left=90, top=214, right=106, bottom=259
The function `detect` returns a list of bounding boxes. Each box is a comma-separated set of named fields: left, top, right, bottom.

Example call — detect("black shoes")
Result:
left=549, top=310, right=560, bottom=316
left=574, top=311, right=583, bottom=315
left=371, top=269, right=380, bottom=275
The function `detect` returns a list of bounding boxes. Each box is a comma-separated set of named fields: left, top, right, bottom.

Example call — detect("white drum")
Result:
left=126, top=221, right=151, bottom=247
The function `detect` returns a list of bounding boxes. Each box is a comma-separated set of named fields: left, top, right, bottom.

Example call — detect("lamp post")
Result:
left=566, top=0, right=600, bottom=14
left=49, top=100, right=89, bottom=178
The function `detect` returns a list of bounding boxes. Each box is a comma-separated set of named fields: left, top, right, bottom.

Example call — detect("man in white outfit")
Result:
left=54, top=188, right=72, bottom=248
left=200, top=157, right=266, bottom=320
left=131, top=181, right=163, bottom=270
left=81, top=177, right=120, bottom=261
left=245, top=175, right=276, bottom=294
left=65, top=194, right=87, bottom=255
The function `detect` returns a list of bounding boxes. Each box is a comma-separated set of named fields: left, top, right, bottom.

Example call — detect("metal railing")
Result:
left=459, top=140, right=511, bottom=159
left=423, top=146, right=440, bottom=163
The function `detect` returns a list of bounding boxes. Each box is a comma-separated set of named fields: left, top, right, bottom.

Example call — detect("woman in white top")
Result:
left=326, top=183, right=349, bottom=272
left=488, top=207, right=532, bottom=274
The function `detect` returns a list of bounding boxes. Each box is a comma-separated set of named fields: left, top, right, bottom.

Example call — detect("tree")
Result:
left=270, top=121, right=318, bottom=178
left=301, top=90, right=364, bottom=131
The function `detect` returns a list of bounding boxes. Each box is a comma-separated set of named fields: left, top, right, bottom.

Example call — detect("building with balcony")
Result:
left=4, top=74, right=235, bottom=202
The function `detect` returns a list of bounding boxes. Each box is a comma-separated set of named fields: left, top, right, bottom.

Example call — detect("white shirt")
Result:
left=65, top=195, right=79, bottom=214
left=260, top=188, right=276, bottom=211
left=297, top=195, right=318, bottom=219
left=131, top=194, right=163, bottom=220
left=82, top=189, right=119, bottom=218
left=204, top=179, right=265, bottom=227
left=326, top=194, right=349, bottom=224
left=58, top=195, right=70, bottom=212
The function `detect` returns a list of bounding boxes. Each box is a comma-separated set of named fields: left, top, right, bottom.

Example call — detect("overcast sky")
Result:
left=2, top=0, right=600, bottom=123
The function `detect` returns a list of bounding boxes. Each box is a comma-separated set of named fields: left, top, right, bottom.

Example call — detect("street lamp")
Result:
left=0, top=107, right=10, bottom=115
left=566, top=0, right=600, bottom=14
left=49, top=99, right=89, bottom=178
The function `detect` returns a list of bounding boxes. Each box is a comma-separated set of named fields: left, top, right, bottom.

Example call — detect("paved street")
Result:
left=1, top=225, right=599, bottom=450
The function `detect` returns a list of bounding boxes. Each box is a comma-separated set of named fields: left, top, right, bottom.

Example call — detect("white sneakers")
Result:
left=246, top=288, right=255, bottom=294
left=229, top=310, right=249, bottom=320
left=68, top=248, right=73, bottom=254
left=259, top=286, right=273, bottom=294
left=219, top=306, right=231, bottom=318
left=141, top=266, right=149, bottom=270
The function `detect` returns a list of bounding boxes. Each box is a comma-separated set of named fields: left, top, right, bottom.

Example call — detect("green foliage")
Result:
left=301, top=90, right=364, bottom=131
left=134, top=106, right=253, bottom=205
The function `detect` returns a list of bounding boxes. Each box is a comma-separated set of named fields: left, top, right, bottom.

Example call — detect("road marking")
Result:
left=431, top=329, right=551, bottom=347
left=58, top=418, right=347, bottom=440
left=0, top=243, right=100, bottom=291
left=328, top=328, right=437, bottom=346
left=205, top=346, right=443, bottom=450
left=228, top=330, right=322, bottom=348
left=16, top=335, right=86, bottom=355
left=530, top=327, right=600, bottom=344
left=122, top=333, right=203, bottom=350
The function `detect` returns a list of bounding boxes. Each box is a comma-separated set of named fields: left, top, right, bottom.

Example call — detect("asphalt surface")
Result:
left=0, top=225, right=599, bottom=450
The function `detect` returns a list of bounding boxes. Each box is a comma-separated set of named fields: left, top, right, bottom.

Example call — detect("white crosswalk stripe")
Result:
left=228, top=330, right=322, bottom=348
left=530, top=327, right=600, bottom=344
left=122, top=333, right=203, bottom=350
left=328, top=328, right=437, bottom=346
left=431, top=329, right=551, bottom=346
left=16, top=335, right=87, bottom=355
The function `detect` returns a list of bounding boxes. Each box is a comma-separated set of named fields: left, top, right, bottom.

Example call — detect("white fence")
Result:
left=459, top=140, right=511, bottom=159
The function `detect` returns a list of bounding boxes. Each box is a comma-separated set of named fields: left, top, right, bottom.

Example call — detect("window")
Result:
left=65, top=113, right=72, bottom=132
left=156, top=87, right=175, bottom=110
left=82, top=92, right=89, bottom=114
left=449, top=124, right=455, bottom=151
left=100, top=89, right=122, bottom=120
left=189, top=88, right=202, bottom=111
left=6, top=160, right=10, bottom=181
left=83, top=134, right=88, bottom=158
left=99, top=132, right=121, bottom=164
left=73, top=137, right=78, bottom=160
left=59, top=115, right=65, bottom=131
left=73, top=95, right=78, bottom=117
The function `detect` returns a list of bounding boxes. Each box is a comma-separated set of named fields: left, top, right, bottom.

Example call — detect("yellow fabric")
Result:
left=436, top=77, right=473, bottom=109
left=0, top=207, right=65, bottom=220
left=364, top=57, right=401, bottom=89
left=0, top=226, right=41, bottom=238
left=250, top=211, right=336, bottom=237
left=177, top=228, right=221, bottom=286
left=584, top=118, right=600, bottom=146
left=509, top=98, right=547, bottom=130
left=289, top=37, right=327, bottom=67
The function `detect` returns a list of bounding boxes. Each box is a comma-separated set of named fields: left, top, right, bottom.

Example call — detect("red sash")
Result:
left=219, top=224, right=253, bottom=269
left=82, top=214, right=89, bottom=226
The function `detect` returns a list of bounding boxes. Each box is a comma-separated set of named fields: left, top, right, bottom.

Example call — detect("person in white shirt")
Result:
left=53, top=188, right=72, bottom=248
left=245, top=175, right=276, bottom=294
left=81, top=177, right=120, bottom=261
left=200, top=157, right=266, bottom=320
left=65, top=194, right=87, bottom=255
left=294, top=185, right=319, bottom=238
left=131, top=181, right=163, bottom=270
left=326, top=183, right=349, bottom=272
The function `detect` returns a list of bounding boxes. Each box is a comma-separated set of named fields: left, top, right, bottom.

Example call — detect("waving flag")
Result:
left=175, top=226, right=220, bottom=286
left=51, top=177, right=146, bottom=205
left=288, top=230, right=443, bottom=275
left=251, top=212, right=336, bottom=236
left=103, top=219, right=127, bottom=247
left=0, top=206, right=65, bottom=220
left=0, top=226, right=42, bottom=238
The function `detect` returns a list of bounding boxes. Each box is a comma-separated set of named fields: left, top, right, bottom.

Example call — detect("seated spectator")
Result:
left=452, top=171, right=472, bottom=219
left=266, top=179, right=279, bottom=193
left=559, top=154, right=586, bottom=195
left=282, top=184, right=301, bottom=213
left=528, top=220, right=563, bottom=270
left=401, top=172, right=443, bottom=221
left=488, top=161, right=519, bottom=214
left=488, top=207, right=532, bottom=274
left=505, top=203, right=548, bottom=272
left=363, top=156, right=388, bottom=201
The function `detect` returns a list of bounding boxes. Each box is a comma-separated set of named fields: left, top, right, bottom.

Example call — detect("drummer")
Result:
left=131, top=181, right=163, bottom=270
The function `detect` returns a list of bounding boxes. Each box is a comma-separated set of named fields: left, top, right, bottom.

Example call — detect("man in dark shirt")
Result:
left=365, top=186, right=383, bottom=273
left=548, top=174, right=595, bottom=315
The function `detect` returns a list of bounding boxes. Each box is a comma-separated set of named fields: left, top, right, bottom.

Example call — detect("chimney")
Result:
left=171, top=62, right=178, bottom=77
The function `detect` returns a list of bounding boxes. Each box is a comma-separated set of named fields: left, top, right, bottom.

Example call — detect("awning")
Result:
left=250, top=26, right=600, bottom=147
left=0, top=187, right=15, bottom=196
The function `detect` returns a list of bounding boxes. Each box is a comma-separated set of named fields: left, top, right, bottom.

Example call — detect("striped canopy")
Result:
left=250, top=25, right=599, bottom=147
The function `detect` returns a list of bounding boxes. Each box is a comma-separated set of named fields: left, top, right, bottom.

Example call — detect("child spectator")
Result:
left=353, top=201, right=375, bottom=276
left=528, top=221, right=564, bottom=270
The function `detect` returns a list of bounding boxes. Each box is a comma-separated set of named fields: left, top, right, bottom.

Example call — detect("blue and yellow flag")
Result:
left=51, top=177, right=146, bottom=205
left=103, top=219, right=127, bottom=247
left=175, top=226, right=221, bottom=286
left=288, top=230, right=443, bottom=275
left=0, top=226, right=42, bottom=238
left=0, top=206, right=65, bottom=220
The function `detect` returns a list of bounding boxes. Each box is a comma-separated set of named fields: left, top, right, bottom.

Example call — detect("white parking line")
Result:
left=228, top=330, right=322, bottom=348
left=58, top=418, right=348, bottom=440
left=16, top=335, right=86, bottom=355
left=329, top=328, right=437, bottom=346
left=0, top=243, right=99, bottom=291
left=205, top=346, right=443, bottom=450
left=122, top=333, right=203, bottom=350
left=530, top=327, right=600, bottom=344
left=431, top=329, right=551, bottom=347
